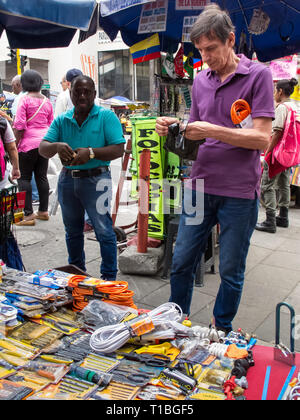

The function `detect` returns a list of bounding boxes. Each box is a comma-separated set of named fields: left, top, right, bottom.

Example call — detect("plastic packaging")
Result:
left=132, top=321, right=195, bottom=343
left=90, top=302, right=183, bottom=353
left=80, top=300, right=137, bottom=331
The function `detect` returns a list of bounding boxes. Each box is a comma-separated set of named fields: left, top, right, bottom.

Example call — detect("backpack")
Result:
left=272, top=104, right=300, bottom=168
left=0, top=117, right=8, bottom=181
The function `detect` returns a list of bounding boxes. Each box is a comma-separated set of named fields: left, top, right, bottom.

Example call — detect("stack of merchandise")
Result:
left=67, top=275, right=137, bottom=312
left=0, top=268, right=73, bottom=322
left=0, top=285, right=267, bottom=401
left=0, top=267, right=298, bottom=400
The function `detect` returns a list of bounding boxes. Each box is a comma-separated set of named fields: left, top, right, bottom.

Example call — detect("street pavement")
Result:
left=13, top=155, right=300, bottom=352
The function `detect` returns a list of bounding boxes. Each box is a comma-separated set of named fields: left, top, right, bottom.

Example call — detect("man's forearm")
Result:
left=39, top=140, right=58, bottom=159
left=210, top=125, right=270, bottom=150
left=93, top=144, right=124, bottom=161
left=186, top=118, right=272, bottom=151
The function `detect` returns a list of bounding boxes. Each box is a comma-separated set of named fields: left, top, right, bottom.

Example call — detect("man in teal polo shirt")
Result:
left=39, top=75, right=125, bottom=279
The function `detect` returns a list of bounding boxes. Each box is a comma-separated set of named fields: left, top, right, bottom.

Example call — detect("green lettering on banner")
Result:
left=165, top=151, right=181, bottom=211
left=134, top=118, right=164, bottom=240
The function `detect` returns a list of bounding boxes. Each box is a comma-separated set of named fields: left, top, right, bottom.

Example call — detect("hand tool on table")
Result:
left=112, top=366, right=152, bottom=387
left=40, top=354, right=74, bottom=365
left=223, top=376, right=237, bottom=401
left=117, top=351, right=170, bottom=367
left=0, top=352, right=28, bottom=367
left=137, top=385, right=179, bottom=400
left=150, top=377, right=186, bottom=395
left=0, top=338, right=33, bottom=358
left=80, top=354, right=120, bottom=373
left=69, top=363, right=112, bottom=386
left=160, top=367, right=197, bottom=392
left=274, top=302, right=296, bottom=366
left=95, top=381, right=140, bottom=400
left=30, top=316, right=79, bottom=335
left=176, top=361, right=195, bottom=378
left=135, top=342, right=172, bottom=355
left=57, top=375, right=97, bottom=397
left=134, top=342, right=180, bottom=361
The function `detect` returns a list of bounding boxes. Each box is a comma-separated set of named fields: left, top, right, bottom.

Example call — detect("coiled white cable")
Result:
left=208, top=343, right=228, bottom=358
left=89, top=302, right=183, bottom=353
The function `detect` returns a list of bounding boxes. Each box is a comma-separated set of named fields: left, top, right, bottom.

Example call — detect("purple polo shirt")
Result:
left=189, top=54, right=275, bottom=199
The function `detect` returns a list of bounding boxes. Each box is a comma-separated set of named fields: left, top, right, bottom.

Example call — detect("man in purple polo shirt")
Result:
left=156, top=4, right=274, bottom=334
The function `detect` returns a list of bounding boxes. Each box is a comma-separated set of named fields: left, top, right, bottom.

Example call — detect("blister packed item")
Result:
left=26, top=385, right=77, bottom=400
left=80, top=300, right=137, bottom=331
left=0, top=297, right=18, bottom=325
left=25, top=360, right=69, bottom=383
left=0, top=379, right=33, bottom=400
left=189, top=388, right=225, bottom=400
left=131, top=321, right=195, bottom=344
left=7, top=369, right=53, bottom=391
left=3, top=268, right=69, bottom=291
left=179, top=348, right=217, bottom=367
left=33, top=269, right=73, bottom=288
left=0, top=359, right=16, bottom=378
left=172, top=337, right=210, bottom=359
left=198, top=367, right=230, bottom=388
left=215, top=356, right=235, bottom=371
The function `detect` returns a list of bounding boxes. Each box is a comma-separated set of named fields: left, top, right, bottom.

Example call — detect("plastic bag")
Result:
left=80, top=300, right=137, bottom=331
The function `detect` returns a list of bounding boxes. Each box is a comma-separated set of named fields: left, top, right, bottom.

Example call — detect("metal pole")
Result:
left=137, top=149, right=150, bottom=253
left=112, top=138, right=132, bottom=225
left=16, top=49, right=22, bottom=75
left=133, top=64, right=137, bottom=101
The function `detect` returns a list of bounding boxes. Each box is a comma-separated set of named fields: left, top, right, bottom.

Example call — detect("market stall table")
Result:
left=245, top=346, right=300, bottom=400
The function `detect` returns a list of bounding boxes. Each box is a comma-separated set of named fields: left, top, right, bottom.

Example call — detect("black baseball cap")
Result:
left=66, top=68, right=83, bottom=82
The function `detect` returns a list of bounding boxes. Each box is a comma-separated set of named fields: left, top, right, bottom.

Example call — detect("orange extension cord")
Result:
left=68, top=275, right=137, bottom=312
left=230, top=99, right=251, bottom=126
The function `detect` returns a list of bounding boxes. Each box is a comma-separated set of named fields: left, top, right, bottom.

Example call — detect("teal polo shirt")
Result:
left=43, top=105, right=125, bottom=170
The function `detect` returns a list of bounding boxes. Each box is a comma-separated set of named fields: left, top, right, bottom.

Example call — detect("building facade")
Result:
left=0, top=30, right=150, bottom=102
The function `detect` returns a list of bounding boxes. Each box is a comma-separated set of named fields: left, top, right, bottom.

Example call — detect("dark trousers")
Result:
left=18, top=148, right=49, bottom=216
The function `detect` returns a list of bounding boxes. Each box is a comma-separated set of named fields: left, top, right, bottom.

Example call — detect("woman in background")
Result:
left=255, top=78, right=298, bottom=233
left=14, top=70, right=53, bottom=226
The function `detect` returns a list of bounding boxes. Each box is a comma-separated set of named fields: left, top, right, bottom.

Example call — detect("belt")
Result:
left=63, top=166, right=109, bottom=178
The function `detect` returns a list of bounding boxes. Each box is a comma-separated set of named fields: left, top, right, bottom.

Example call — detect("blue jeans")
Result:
left=31, top=176, right=39, bottom=201
left=57, top=169, right=117, bottom=280
left=170, top=191, right=259, bottom=330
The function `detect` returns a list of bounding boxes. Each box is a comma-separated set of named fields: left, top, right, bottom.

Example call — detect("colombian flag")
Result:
left=130, top=33, right=161, bottom=65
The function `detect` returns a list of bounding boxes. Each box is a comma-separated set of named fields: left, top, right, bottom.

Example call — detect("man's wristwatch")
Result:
left=88, top=147, right=95, bottom=160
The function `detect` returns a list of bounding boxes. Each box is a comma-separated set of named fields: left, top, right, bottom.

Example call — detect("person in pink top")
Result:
left=13, top=70, right=53, bottom=226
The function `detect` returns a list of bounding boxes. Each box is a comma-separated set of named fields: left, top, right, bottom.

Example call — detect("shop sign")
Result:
left=98, top=30, right=122, bottom=44
left=134, top=119, right=165, bottom=239
left=100, top=0, right=153, bottom=17
left=182, top=16, right=198, bottom=43
left=270, top=55, right=298, bottom=81
left=176, top=0, right=211, bottom=10
left=138, top=0, right=168, bottom=34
